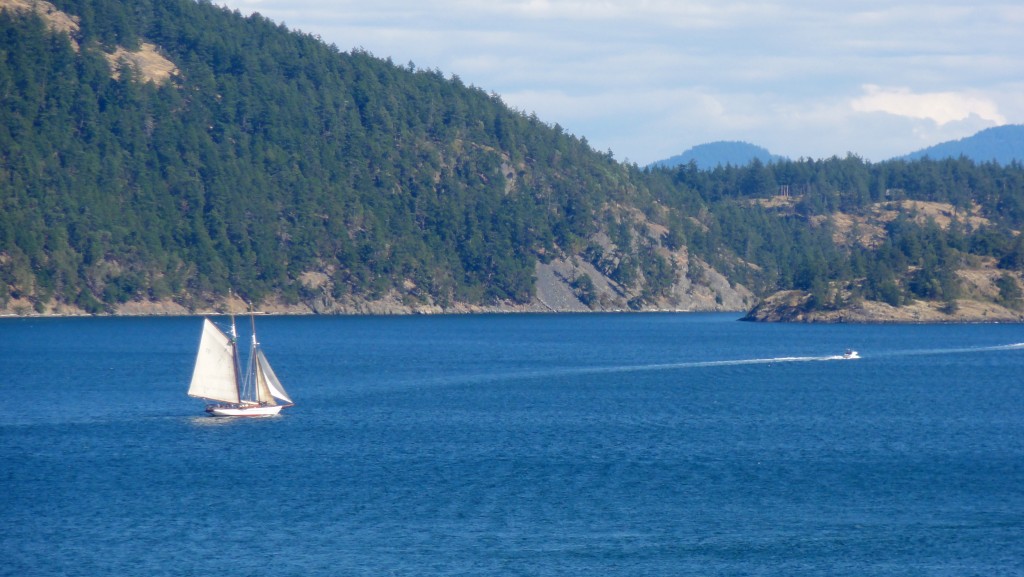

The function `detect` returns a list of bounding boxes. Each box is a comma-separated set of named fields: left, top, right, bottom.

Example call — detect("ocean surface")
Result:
left=2, top=313, right=1023, bottom=576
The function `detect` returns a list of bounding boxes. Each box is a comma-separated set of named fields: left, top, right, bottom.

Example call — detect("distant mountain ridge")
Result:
left=650, top=141, right=785, bottom=170
left=902, top=125, right=1024, bottom=165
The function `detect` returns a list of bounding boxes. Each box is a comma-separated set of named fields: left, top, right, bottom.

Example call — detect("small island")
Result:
left=743, top=290, right=1024, bottom=323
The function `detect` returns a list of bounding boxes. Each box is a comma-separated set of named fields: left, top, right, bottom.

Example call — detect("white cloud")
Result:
left=850, top=85, right=1006, bottom=126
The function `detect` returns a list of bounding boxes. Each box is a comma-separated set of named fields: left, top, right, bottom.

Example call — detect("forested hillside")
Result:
left=2, top=0, right=1023, bottom=320
left=2, top=0, right=725, bottom=314
left=645, top=156, right=1024, bottom=320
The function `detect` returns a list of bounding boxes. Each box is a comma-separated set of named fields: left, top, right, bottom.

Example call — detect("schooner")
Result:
left=188, top=307, right=294, bottom=417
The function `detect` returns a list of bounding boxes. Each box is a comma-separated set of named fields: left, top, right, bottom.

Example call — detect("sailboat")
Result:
left=188, top=308, right=294, bottom=417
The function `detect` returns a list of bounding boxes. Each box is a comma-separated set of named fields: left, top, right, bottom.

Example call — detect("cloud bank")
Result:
left=851, top=85, right=1006, bottom=126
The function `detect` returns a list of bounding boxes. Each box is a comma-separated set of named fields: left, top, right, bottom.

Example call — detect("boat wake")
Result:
left=871, top=342, right=1024, bottom=359
left=987, top=342, right=1024, bottom=351
left=424, top=342, right=1024, bottom=388
left=583, top=354, right=855, bottom=375
left=452, top=354, right=862, bottom=384
left=636, top=342, right=1023, bottom=372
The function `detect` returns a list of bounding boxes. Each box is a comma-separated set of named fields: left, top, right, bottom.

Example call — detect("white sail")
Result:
left=256, top=349, right=293, bottom=404
left=253, top=349, right=277, bottom=407
left=188, top=319, right=240, bottom=404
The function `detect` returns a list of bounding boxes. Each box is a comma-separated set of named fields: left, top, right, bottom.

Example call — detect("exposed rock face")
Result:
left=1, top=0, right=178, bottom=83
left=1, top=0, right=80, bottom=40
left=104, top=43, right=179, bottom=84
left=533, top=261, right=591, bottom=312
left=1, top=255, right=754, bottom=317
left=669, top=260, right=754, bottom=312
left=531, top=258, right=753, bottom=313
left=743, top=290, right=1024, bottom=323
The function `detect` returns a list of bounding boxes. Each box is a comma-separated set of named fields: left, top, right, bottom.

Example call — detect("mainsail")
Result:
left=188, top=319, right=241, bottom=404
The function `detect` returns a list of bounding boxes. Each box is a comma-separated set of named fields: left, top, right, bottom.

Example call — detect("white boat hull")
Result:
left=207, top=404, right=285, bottom=417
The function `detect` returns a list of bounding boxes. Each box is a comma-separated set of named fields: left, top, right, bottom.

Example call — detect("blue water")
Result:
left=2, top=313, right=1023, bottom=576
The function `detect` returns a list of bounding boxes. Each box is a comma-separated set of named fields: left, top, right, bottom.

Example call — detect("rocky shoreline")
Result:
left=0, top=295, right=744, bottom=318
left=6, top=291, right=1023, bottom=324
left=6, top=285, right=1021, bottom=324
left=742, top=290, right=1024, bottom=323
left=1, top=259, right=757, bottom=318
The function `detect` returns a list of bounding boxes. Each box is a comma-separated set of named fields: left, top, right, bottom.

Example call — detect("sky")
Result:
left=217, top=1, right=1024, bottom=165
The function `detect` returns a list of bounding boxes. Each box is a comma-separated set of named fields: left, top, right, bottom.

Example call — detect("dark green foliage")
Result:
left=995, top=273, right=1022, bottom=310
left=570, top=272, right=597, bottom=308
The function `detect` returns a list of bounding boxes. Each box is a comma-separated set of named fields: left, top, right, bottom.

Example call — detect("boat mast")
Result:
left=249, top=300, right=261, bottom=403
left=228, top=289, right=244, bottom=404
left=249, top=300, right=258, bottom=353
